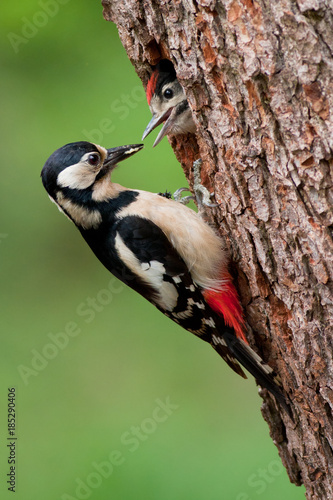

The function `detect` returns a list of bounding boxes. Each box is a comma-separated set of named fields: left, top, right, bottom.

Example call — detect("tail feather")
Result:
left=224, top=331, right=290, bottom=413
left=212, top=334, right=247, bottom=379
left=212, top=330, right=291, bottom=415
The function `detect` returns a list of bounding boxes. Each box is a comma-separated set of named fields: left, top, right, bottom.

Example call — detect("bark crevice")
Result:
left=102, top=1, right=333, bottom=497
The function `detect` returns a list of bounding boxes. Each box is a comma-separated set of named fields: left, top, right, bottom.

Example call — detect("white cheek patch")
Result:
left=114, top=234, right=179, bottom=311
left=56, top=192, right=102, bottom=229
left=171, top=106, right=196, bottom=135
left=58, top=162, right=97, bottom=190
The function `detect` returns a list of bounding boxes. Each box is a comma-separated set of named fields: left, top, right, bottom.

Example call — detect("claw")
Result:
left=178, top=195, right=195, bottom=205
left=194, top=184, right=218, bottom=208
left=164, top=160, right=218, bottom=209
left=172, top=187, right=194, bottom=205
left=158, top=188, right=194, bottom=205
left=192, top=159, right=218, bottom=209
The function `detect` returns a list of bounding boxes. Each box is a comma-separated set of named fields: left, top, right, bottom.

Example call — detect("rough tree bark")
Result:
left=102, top=1, right=333, bottom=497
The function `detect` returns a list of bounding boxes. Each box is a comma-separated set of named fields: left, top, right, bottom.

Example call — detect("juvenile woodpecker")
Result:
left=41, top=141, right=289, bottom=412
left=142, top=59, right=196, bottom=147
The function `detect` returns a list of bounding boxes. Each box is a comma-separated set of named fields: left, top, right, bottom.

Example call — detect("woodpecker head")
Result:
left=41, top=141, right=143, bottom=201
left=142, top=60, right=196, bottom=147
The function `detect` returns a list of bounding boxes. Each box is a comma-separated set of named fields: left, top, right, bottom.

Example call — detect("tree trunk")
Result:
left=102, top=0, right=333, bottom=497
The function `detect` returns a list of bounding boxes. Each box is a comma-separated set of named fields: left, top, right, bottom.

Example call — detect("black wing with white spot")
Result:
left=114, top=215, right=248, bottom=377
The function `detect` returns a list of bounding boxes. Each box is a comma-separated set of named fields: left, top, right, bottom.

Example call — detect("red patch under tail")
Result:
left=203, top=272, right=247, bottom=343
left=146, top=70, right=159, bottom=105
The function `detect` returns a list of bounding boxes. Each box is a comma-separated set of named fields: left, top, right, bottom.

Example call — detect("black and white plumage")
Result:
left=142, top=60, right=196, bottom=147
left=41, top=141, right=290, bottom=413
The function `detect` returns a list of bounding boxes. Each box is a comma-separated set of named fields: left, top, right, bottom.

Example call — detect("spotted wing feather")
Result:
left=114, top=215, right=246, bottom=376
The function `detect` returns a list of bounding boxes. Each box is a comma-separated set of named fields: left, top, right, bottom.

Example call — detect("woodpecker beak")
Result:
left=96, top=144, right=143, bottom=181
left=142, top=108, right=174, bottom=147
left=104, top=144, right=144, bottom=167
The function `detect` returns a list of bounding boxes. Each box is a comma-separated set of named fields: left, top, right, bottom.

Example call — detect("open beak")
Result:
left=142, top=108, right=174, bottom=147
left=104, top=143, right=144, bottom=167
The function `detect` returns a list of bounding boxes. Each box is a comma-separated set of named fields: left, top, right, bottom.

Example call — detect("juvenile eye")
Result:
left=87, top=153, right=100, bottom=166
left=163, top=88, right=173, bottom=99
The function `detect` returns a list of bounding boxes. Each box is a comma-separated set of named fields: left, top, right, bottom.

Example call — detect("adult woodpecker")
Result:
left=41, top=141, right=289, bottom=413
left=142, top=59, right=196, bottom=147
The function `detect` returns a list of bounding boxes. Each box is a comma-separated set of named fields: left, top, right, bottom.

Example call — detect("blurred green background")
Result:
left=0, top=2, right=305, bottom=499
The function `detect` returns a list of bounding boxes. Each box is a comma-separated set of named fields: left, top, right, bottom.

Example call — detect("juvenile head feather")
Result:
left=146, top=70, right=159, bottom=105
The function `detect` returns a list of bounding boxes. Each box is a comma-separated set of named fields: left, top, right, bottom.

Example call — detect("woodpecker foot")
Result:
left=172, top=187, right=195, bottom=205
left=164, top=160, right=218, bottom=208
left=193, top=159, right=218, bottom=209
left=158, top=189, right=193, bottom=204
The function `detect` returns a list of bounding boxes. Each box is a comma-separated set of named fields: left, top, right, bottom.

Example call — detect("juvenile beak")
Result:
left=152, top=112, right=177, bottom=147
left=142, top=108, right=173, bottom=145
left=104, top=144, right=144, bottom=167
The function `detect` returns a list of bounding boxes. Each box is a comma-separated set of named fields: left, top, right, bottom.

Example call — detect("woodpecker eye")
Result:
left=163, top=88, right=173, bottom=99
left=87, top=153, right=100, bottom=166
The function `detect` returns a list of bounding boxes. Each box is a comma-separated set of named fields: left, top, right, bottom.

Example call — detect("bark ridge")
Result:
left=102, top=1, right=333, bottom=497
